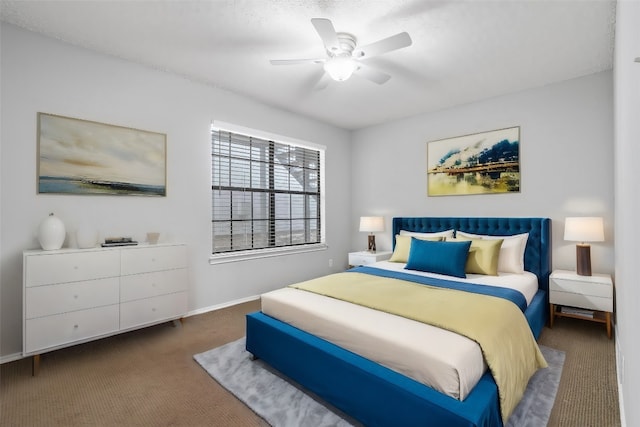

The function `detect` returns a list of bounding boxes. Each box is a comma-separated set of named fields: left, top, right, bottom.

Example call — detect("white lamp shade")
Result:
left=564, top=217, right=604, bottom=242
left=359, top=216, right=385, bottom=233
left=324, top=57, right=358, bottom=81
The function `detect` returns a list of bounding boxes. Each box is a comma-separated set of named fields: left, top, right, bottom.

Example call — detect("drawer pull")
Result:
left=152, top=307, right=156, bottom=312
left=74, top=295, right=78, bottom=299
left=74, top=266, right=79, bottom=270
left=73, top=324, right=79, bottom=329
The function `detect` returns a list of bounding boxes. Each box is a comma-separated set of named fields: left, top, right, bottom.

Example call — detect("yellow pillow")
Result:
left=389, top=234, right=443, bottom=263
left=447, top=237, right=504, bottom=275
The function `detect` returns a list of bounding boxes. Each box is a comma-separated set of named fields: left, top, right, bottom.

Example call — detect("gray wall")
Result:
left=614, top=2, right=640, bottom=426
left=350, top=71, right=614, bottom=276
left=0, top=24, right=352, bottom=359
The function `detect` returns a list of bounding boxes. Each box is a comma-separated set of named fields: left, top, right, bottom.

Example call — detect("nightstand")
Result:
left=549, top=269, right=613, bottom=339
left=348, top=251, right=392, bottom=267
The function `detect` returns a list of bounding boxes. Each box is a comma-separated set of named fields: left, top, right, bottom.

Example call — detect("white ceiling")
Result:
left=0, top=0, right=616, bottom=130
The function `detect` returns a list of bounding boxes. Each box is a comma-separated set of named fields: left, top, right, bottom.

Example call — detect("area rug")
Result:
left=194, top=338, right=564, bottom=427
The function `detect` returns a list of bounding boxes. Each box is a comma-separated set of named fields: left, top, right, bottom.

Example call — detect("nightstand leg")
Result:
left=549, top=303, right=555, bottom=328
left=606, top=312, right=612, bottom=339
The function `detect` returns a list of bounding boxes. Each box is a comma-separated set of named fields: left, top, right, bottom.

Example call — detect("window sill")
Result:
left=209, top=243, right=328, bottom=265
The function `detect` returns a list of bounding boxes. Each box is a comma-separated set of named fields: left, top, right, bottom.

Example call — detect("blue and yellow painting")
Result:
left=427, top=126, right=520, bottom=196
left=38, top=113, right=166, bottom=196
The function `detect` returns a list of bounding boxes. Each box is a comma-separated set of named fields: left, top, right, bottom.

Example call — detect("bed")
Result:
left=246, top=217, right=551, bottom=427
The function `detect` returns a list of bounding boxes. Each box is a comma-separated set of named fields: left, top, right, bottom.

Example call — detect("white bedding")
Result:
left=260, top=263, right=538, bottom=401
left=372, top=260, right=539, bottom=305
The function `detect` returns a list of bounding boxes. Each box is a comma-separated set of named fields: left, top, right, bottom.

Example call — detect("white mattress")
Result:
left=260, top=263, right=538, bottom=401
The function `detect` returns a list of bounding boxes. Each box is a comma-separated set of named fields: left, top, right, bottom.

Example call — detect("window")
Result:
left=211, top=122, right=325, bottom=261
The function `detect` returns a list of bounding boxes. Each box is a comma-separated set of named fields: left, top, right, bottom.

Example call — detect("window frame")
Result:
left=209, top=121, right=327, bottom=264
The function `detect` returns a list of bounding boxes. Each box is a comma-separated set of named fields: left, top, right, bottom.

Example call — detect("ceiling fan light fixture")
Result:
left=324, top=56, right=358, bottom=81
left=271, top=19, right=411, bottom=86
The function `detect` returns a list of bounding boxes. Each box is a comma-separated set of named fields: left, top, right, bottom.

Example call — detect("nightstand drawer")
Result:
left=550, top=290, right=613, bottom=312
left=550, top=277, right=612, bottom=298
left=349, top=253, right=373, bottom=266
left=348, top=251, right=392, bottom=266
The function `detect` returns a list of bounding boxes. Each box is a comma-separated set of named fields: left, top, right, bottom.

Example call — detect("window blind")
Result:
left=211, top=128, right=322, bottom=254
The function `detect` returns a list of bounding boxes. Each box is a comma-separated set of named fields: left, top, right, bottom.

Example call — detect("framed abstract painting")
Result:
left=37, top=113, right=166, bottom=196
left=427, top=126, right=520, bottom=196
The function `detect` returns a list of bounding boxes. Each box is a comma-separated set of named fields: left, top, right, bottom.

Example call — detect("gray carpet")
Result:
left=194, top=338, right=564, bottom=427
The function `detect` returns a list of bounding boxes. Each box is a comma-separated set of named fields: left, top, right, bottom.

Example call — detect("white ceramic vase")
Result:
left=38, top=213, right=66, bottom=250
left=76, top=225, right=98, bottom=249
left=146, top=232, right=160, bottom=245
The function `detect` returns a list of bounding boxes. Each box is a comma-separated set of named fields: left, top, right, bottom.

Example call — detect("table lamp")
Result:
left=359, top=216, right=384, bottom=252
left=564, top=217, right=604, bottom=276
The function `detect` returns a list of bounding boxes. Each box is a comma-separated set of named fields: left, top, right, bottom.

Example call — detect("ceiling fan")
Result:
left=270, top=18, right=412, bottom=85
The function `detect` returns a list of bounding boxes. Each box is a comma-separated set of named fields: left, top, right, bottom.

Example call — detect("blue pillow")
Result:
left=405, top=238, right=472, bottom=278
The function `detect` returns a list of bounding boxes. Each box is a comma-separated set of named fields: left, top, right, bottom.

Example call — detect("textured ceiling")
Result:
left=0, top=0, right=616, bottom=130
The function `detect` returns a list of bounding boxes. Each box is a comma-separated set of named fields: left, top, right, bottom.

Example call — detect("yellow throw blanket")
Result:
left=290, top=271, right=547, bottom=422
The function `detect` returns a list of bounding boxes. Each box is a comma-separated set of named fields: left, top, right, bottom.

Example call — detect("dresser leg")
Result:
left=606, top=312, right=612, bottom=339
left=549, top=304, right=555, bottom=328
left=32, top=354, right=40, bottom=376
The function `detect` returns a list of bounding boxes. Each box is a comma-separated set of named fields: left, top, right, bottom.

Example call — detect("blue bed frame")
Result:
left=246, top=217, right=551, bottom=427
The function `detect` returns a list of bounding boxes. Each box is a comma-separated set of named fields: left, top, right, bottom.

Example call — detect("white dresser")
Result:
left=23, top=243, right=188, bottom=374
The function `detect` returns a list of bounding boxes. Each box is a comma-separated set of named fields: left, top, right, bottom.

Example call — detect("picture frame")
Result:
left=427, top=126, right=520, bottom=196
left=37, top=113, right=166, bottom=196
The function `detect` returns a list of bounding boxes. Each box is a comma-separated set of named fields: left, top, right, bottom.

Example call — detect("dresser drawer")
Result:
left=120, top=268, right=188, bottom=302
left=550, top=290, right=613, bottom=312
left=550, top=277, right=612, bottom=298
left=24, top=305, right=119, bottom=354
left=26, top=277, right=120, bottom=319
left=120, top=292, right=187, bottom=330
left=121, top=245, right=187, bottom=275
left=25, top=250, right=120, bottom=287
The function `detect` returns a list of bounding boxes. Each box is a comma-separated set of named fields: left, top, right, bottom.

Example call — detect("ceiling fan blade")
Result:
left=354, top=63, right=391, bottom=85
left=311, top=18, right=340, bottom=51
left=354, top=32, right=412, bottom=59
left=270, top=58, right=325, bottom=66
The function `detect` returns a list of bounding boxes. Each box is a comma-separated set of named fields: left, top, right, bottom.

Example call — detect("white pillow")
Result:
left=455, top=231, right=488, bottom=239
left=456, top=231, right=529, bottom=274
left=399, top=229, right=455, bottom=239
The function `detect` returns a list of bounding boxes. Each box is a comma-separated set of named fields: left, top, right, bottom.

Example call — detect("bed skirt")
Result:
left=245, top=311, right=503, bottom=427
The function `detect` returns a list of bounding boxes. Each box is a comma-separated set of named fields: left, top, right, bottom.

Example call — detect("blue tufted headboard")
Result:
left=391, top=217, right=552, bottom=293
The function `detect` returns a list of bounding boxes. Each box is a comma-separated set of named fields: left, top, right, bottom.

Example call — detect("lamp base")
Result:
left=576, top=244, right=592, bottom=276
left=367, top=235, right=377, bottom=252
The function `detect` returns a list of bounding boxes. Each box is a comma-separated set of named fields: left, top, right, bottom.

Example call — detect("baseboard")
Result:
left=0, top=352, right=24, bottom=365
left=185, top=295, right=260, bottom=318
left=615, top=324, right=627, bottom=427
